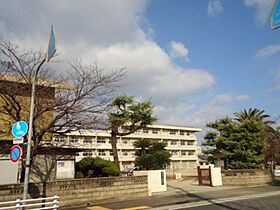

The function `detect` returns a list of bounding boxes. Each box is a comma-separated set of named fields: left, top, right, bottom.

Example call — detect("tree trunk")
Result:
left=111, top=126, right=120, bottom=170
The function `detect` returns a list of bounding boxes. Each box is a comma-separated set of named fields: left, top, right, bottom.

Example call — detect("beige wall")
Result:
left=222, top=170, right=272, bottom=186
left=0, top=176, right=148, bottom=208
left=0, top=79, right=55, bottom=141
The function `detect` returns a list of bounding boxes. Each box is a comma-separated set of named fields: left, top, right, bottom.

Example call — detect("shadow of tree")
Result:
left=167, top=184, right=260, bottom=210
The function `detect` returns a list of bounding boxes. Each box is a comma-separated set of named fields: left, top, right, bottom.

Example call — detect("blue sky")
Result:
left=0, top=0, right=280, bottom=142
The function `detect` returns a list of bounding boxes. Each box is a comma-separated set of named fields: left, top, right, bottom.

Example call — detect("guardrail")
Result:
left=0, top=195, right=59, bottom=210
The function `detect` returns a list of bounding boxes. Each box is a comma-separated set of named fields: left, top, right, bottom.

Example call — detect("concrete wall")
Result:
left=222, top=169, right=272, bottom=186
left=134, top=170, right=166, bottom=195
left=30, top=153, right=75, bottom=182
left=0, top=156, right=19, bottom=185
left=0, top=176, right=148, bottom=208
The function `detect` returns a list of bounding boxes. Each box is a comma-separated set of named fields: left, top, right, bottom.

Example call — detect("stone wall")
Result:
left=0, top=176, right=148, bottom=208
left=222, top=169, right=272, bottom=186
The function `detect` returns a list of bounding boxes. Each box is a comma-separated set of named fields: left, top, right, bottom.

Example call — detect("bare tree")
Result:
left=0, top=40, right=125, bottom=179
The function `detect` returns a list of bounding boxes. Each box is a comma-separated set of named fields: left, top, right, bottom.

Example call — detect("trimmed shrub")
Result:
left=76, top=157, right=120, bottom=178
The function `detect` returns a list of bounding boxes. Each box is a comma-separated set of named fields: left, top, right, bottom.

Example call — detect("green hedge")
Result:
left=75, top=157, right=120, bottom=178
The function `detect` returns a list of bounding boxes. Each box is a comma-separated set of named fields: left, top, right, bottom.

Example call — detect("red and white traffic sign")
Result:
left=10, top=145, right=22, bottom=163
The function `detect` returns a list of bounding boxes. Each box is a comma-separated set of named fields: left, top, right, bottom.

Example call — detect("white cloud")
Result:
left=236, top=95, right=251, bottom=102
left=208, top=0, right=223, bottom=18
left=244, top=0, right=274, bottom=26
left=0, top=0, right=217, bottom=130
left=170, top=41, right=190, bottom=62
left=155, top=93, right=250, bottom=128
left=84, top=41, right=215, bottom=103
left=256, top=44, right=280, bottom=58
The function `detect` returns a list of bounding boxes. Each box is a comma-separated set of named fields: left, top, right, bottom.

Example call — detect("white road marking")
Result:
left=151, top=191, right=280, bottom=210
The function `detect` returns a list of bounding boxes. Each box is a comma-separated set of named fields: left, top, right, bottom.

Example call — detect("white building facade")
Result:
left=53, top=125, right=201, bottom=170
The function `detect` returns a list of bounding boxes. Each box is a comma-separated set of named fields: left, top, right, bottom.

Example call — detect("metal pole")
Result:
left=22, top=58, right=45, bottom=201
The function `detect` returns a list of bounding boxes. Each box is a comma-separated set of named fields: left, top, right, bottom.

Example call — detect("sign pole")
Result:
left=22, top=58, right=45, bottom=201
left=22, top=25, right=56, bottom=202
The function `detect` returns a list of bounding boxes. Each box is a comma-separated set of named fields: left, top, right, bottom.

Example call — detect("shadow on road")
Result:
left=167, top=184, right=259, bottom=210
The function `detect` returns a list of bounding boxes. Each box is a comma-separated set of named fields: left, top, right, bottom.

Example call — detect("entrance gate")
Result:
left=197, top=166, right=212, bottom=186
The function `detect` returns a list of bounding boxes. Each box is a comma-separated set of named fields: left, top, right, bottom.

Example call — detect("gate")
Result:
left=197, top=166, right=212, bottom=186
left=0, top=195, right=59, bottom=210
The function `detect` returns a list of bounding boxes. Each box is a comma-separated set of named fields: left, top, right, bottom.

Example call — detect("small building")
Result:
left=0, top=140, right=81, bottom=184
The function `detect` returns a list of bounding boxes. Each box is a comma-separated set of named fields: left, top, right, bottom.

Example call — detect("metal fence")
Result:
left=0, top=195, right=59, bottom=210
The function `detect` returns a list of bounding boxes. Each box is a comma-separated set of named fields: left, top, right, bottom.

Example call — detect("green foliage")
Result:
left=109, top=95, right=157, bottom=134
left=75, top=157, right=120, bottom=178
left=108, top=95, right=157, bottom=168
left=134, top=139, right=171, bottom=170
left=203, top=108, right=274, bottom=169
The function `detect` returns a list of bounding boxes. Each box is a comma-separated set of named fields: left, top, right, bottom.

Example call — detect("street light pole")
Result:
left=22, top=57, right=46, bottom=201
left=22, top=25, right=56, bottom=203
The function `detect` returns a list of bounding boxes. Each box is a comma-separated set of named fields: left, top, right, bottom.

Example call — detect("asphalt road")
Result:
left=67, top=184, right=280, bottom=210
left=183, top=195, right=280, bottom=210
left=82, top=185, right=280, bottom=210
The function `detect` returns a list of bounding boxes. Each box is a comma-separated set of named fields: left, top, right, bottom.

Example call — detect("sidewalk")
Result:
left=159, top=178, right=246, bottom=195
left=67, top=178, right=272, bottom=210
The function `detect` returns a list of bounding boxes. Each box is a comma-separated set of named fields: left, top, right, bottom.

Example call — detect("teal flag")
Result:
left=271, top=0, right=280, bottom=30
left=47, top=25, right=56, bottom=61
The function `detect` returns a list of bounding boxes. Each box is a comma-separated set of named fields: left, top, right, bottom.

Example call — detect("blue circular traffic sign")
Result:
left=10, top=145, right=22, bottom=163
left=12, top=121, right=28, bottom=138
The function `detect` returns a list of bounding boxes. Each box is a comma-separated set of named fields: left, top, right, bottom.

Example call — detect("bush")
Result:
left=75, top=157, right=120, bottom=178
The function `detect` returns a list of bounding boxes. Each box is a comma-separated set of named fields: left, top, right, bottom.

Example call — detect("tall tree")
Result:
left=0, top=40, right=124, bottom=180
left=108, top=95, right=157, bottom=169
left=203, top=108, right=274, bottom=169
left=234, top=108, right=272, bottom=124
left=133, top=139, right=171, bottom=170
left=262, top=126, right=280, bottom=171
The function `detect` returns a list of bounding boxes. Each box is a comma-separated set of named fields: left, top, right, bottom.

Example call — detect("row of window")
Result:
left=169, top=140, right=195, bottom=146
left=171, top=150, right=196, bottom=156
left=55, top=137, right=195, bottom=146
left=81, top=150, right=135, bottom=157
left=81, top=150, right=195, bottom=157
left=141, top=129, right=193, bottom=136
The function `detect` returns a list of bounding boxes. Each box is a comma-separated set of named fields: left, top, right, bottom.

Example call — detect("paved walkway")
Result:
left=160, top=178, right=245, bottom=195
left=67, top=178, right=264, bottom=210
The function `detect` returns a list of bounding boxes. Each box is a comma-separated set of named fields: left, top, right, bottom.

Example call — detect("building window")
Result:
left=181, top=151, right=187, bottom=156
left=123, top=140, right=128, bottom=144
left=143, top=129, right=149, bottom=134
left=170, top=130, right=176, bottom=135
left=171, top=140, right=177, bottom=145
left=123, top=152, right=128, bottom=156
left=98, top=150, right=106, bottom=156
left=83, top=150, right=93, bottom=156
left=187, top=141, right=194, bottom=146
left=189, top=151, right=195, bottom=156
left=152, top=130, right=159, bottom=134
left=69, top=137, right=79, bottom=143
left=172, top=151, right=178, bottom=156
left=180, top=141, right=186, bottom=145
left=180, top=131, right=185, bottom=136
left=54, top=136, right=65, bottom=143
left=110, top=151, right=113, bottom=156
left=97, top=138, right=106, bottom=144
left=83, top=137, right=92, bottom=144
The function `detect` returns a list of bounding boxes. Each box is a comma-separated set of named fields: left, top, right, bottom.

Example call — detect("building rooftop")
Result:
left=0, top=73, right=73, bottom=89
